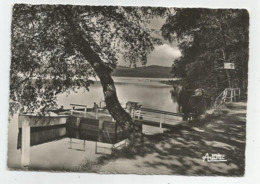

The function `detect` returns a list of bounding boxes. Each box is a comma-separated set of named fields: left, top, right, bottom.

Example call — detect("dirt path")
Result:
left=96, top=101, right=247, bottom=175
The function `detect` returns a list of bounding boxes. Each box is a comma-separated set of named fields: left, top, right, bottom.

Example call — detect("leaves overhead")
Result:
left=161, top=8, right=249, bottom=95
left=10, top=4, right=168, bottom=113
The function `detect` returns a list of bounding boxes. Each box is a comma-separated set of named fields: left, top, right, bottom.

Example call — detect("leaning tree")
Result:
left=10, top=4, right=168, bottom=144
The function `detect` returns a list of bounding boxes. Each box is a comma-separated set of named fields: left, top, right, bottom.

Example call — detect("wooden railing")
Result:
left=69, top=103, right=195, bottom=129
left=70, top=104, right=88, bottom=114
left=224, top=88, right=241, bottom=102
left=214, top=88, right=241, bottom=107
left=131, top=107, right=184, bottom=128
left=68, top=139, right=86, bottom=152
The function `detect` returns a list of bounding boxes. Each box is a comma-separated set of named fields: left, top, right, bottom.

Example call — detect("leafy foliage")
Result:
left=161, top=8, right=249, bottom=96
left=10, top=4, right=168, bottom=114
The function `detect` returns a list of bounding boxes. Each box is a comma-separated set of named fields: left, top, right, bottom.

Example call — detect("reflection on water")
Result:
left=8, top=77, right=178, bottom=170
left=17, top=123, right=125, bottom=150
left=57, top=77, right=177, bottom=112
left=8, top=115, right=127, bottom=170
left=17, top=125, right=67, bottom=149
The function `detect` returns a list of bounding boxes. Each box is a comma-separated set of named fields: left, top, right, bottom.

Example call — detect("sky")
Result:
left=146, top=44, right=181, bottom=67
left=118, top=17, right=181, bottom=67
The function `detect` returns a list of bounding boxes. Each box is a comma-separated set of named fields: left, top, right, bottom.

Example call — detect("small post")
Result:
left=234, top=89, right=236, bottom=101
left=99, top=120, right=104, bottom=130
left=231, top=89, right=234, bottom=102
left=69, top=138, right=72, bottom=149
left=188, top=115, right=190, bottom=121
left=95, top=108, right=98, bottom=119
left=125, top=138, right=129, bottom=147
left=159, top=114, right=163, bottom=128
left=223, top=90, right=226, bottom=102
left=76, top=117, right=81, bottom=127
left=95, top=141, right=97, bottom=154
left=71, top=105, right=74, bottom=115
left=137, top=110, right=141, bottom=119
left=21, top=120, right=30, bottom=168
left=83, top=140, right=86, bottom=152
left=131, top=109, right=135, bottom=118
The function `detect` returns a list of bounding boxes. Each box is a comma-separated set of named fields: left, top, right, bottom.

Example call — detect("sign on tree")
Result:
left=224, top=63, right=235, bottom=70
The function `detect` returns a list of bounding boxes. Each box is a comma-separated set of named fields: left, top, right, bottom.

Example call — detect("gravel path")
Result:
left=98, top=101, right=247, bottom=176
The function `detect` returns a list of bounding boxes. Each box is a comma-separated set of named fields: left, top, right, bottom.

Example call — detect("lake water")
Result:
left=57, top=77, right=177, bottom=111
left=7, top=77, right=178, bottom=170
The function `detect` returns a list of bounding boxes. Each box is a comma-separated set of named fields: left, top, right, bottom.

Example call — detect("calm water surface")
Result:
left=8, top=77, right=177, bottom=170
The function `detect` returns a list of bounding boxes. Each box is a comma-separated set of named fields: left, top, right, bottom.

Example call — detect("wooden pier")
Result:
left=66, top=116, right=125, bottom=143
left=18, top=113, right=68, bottom=128
left=69, top=102, right=188, bottom=129
left=69, top=102, right=189, bottom=129
left=17, top=102, right=187, bottom=167
left=131, top=107, right=188, bottom=129
left=18, top=113, right=69, bottom=168
left=69, top=104, right=113, bottom=121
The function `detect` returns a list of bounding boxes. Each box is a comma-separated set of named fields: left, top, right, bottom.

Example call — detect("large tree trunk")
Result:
left=61, top=6, right=143, bottom=146
left=225, top=69, right=232, bottom=88
left=217, top=14, right=232, bottom=88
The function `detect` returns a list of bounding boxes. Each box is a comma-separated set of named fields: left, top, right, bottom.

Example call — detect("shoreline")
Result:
left=159, top=79, right=182, bottom=86
left=76, top=100, right=247, bottom=175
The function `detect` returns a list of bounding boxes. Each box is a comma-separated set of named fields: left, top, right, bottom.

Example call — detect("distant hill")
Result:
left=112, top=65, right=174, bottom=78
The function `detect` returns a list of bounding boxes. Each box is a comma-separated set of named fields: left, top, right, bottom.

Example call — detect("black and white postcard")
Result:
left=1, top=0, right=259, bottom=184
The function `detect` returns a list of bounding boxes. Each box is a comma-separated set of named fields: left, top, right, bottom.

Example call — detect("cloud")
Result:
left=117, top=44, right=181, bottom=67
left=147, top=44, right=181, bottom=67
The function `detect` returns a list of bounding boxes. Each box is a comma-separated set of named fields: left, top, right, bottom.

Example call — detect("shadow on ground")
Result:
left=84, top=101, right=247, bottom=176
